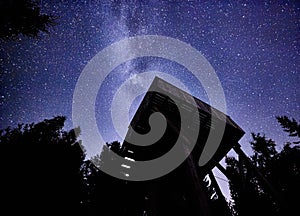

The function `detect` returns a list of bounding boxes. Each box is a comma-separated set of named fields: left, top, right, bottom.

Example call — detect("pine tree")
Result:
left=0, top=0, right=55, bottom=39
left=226, top=116, right=300, bottom=216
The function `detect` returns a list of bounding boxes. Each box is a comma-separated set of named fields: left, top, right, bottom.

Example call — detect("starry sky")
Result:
left=0, top=0, right=299, bottom=195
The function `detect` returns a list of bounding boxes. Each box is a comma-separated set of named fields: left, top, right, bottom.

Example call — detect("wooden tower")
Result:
left=119, top=77, right=245, bottom=216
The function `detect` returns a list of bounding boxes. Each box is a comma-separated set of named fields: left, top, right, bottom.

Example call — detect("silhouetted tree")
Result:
left=226, top=116, right=300, bottom=216
left=0, top=116, right=85, bottom=214
left=4, top=114, right=298, bottom=215
left=0, top=0, right=55, bottom=39
left=250, top=133, right=277, bottom=169
left=92, top=141, right=123, bottom=168
left=276, top=116, right=300, bottom=144
left=226, top=135, right=279, bottom=216
left=0, top=117, right=133, bottom=215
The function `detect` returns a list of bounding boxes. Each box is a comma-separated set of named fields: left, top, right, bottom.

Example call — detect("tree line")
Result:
left=0, top=115, right=299, bottom=215
left=226, top=116, right=300, bottom=216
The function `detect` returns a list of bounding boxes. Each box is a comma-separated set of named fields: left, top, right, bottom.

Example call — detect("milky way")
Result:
left=0, top=0, right=299, bottom=181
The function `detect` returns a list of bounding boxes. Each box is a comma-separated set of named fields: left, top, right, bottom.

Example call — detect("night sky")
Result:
left=0, top=0, right=299, bottom=197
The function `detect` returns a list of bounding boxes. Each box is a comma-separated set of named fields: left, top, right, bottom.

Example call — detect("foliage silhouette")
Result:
left=0, top=0, right=55, bottom=40
left=0, top=117, right=131, bottom=215
left=226, top=116, right=300, bottom=216
left=276, top=115, right=300, bottom=144
left=0, top=116, right=85, bottom=214
left=2, top=115, right=298, bottom=215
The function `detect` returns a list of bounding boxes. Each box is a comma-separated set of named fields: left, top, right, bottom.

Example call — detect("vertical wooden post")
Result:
left=185, top=153, right=212, bottom=216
